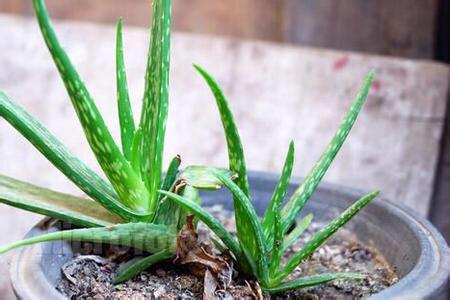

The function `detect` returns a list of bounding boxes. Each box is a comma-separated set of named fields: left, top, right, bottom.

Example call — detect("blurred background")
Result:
left=0, top=0, right=449, bottom=298
left=1, top=0, right=449, bottom=60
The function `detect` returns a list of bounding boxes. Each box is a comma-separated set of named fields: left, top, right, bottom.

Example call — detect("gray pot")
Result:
left=10, top=172, right=449, bottom=299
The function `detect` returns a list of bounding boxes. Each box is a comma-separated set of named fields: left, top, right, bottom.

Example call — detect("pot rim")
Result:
left=9, top=171, right=449, bottom=299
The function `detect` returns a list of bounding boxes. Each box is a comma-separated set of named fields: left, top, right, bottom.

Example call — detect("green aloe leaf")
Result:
left=0, top=92, right=148, bottom=221
left=194, top=65, right=249, bottom=197
left=213, top=170, right=269, bottom=285
left=274, top=191, right=379, bottom=285
left=0, top=222, right=177, bottom=255
left=281, top=71, right=375, bottom=233
left=0, top=174, right=121, bottom=228
left=138, top=0, right=172, bottom=217
left=179, top=166, right=236, bottom=190
left=114, top=249, right=172, bottom=284
left=153, top=156, right=182, bottom=226
left=267, top=143, right=295, bottom=275
left=160, top=155, right=182, bottom=194
left=155, top=185, right=200, bottom=230
left=269, top=213, right=313, bottom=276
left=265, top=273, right=365, bottom=294
left=281, top=213, right=313, bottom=252
left=175, top=186, right=201, bottom=230
left=262, top=141, right=295, bottom=244
left=156, top=165, right=236, bottom=229
left=130, top=128, right=142, bottom=174
left=116, top=18, right=135, bottom=161
left=269, top=194, right=283, bottom=276
left=158, top=190, right=244, bottom=266
left=32, top=0, right=149, bottom=213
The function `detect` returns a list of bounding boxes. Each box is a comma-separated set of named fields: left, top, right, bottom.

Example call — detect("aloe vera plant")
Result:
left=0, top=0, right=380, bottom=295
left=0, top=0, right=233, bottom=283
left=161, top=67, right=379, bottom=292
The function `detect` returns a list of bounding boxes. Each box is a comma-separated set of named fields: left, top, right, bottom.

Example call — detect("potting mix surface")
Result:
left=58, top=205, right=397, bottom=299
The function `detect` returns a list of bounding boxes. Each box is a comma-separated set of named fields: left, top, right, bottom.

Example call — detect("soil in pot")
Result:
left=57, top=205, right=398, bottom=299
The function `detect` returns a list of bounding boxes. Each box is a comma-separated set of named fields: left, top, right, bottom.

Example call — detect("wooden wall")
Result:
left=0, top=0, right=284, bottom=41
left=172, top=0, right=284, bottom=41
left=285, top=0, right=438, bottom=59
left=0, top=0, right=439, bottom=58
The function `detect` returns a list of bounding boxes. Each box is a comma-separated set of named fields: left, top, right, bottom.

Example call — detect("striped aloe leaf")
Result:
left=174, top=186, right=201, bottom=230
left=194, top=65, right=250, bottom=197
left=281, top=213, right=313, bottom=252
left=130, top=127, right=143, bottom=174
left=0, top=175, right=121, bottom=228
left=213, top=170, right=269, bottom=285
left=114, top=249, right=172, bottom=284
left=155, top=165, right=235, bottom=228
left=281, top=71, right=375, bottom=233
left=0, top=92, right=147, bottom=221
left=155, top=185, right=200, bottom=230
left=160, top=155, right=182, bottom=194
left=179, top=166, right=237, bottom=190
left=153, top=155, right=182, bottom=226
left=262, top=141, right=295, bottom=245
left=116, top=18, right=135, bottom=161
left=269, top=193, right=284, bottom=276
left=273, top=191, right=379, bottom=285
left=0, top=222, right=177, bottom=255
left=138, top=0, right=172, bottom=217
left=32, top=0, right=149, bottom=213
left=264, top=273, right=365, bottom=293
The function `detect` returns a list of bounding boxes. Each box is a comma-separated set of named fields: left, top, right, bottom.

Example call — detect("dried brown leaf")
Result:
left=175, top=216, right=230, bottom=277
left=203, top=269, right=218, bottom=300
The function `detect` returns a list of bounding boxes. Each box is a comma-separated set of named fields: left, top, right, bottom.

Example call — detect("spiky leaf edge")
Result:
left=116, top=18, right=136, bottom=161
left=138, top=0, right=172, bottom=217
left=281, top=71, right=375, bottom=233
left=0, top=92, right=148, bottom=221
left=0, top=174, right=121, bottom=228
left=273, top=191, right=379, bottom=285
left=264, top=273, right=365, bottom=294
left=262, top=141, right=295, bottom=247
left=114, top=250, right=172, bottom=284
left=213, top=170, right=269, bottom=285
left=194, top=65, right=249, bottom=197
left=0, top=222, right=177, bottom=255
left=32, top=0, right=149, bottom=212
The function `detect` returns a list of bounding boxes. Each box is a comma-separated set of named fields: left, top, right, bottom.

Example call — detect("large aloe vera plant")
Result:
left=0, top=0, right=379, bottom=295
left=0, top=0, right=233, bottom=283
left=161, top=67, right=378, bottom=292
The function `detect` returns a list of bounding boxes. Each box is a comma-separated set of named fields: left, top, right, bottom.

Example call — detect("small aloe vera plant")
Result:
left=0, top=0, right=379, bottom=295
left=161, top=66, right=378, bottom=293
